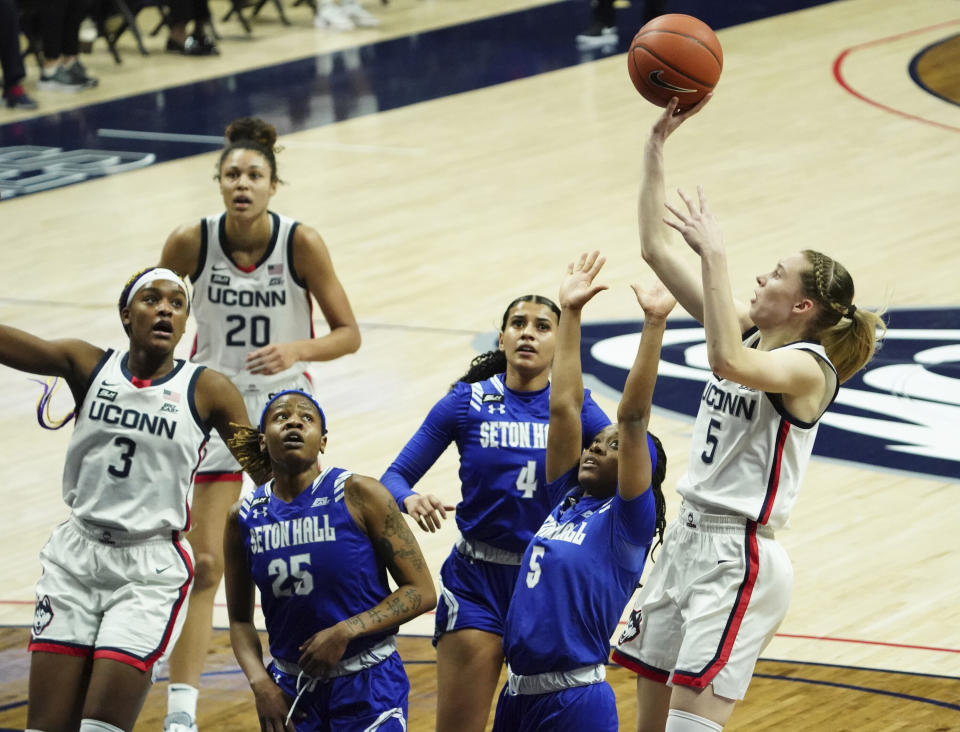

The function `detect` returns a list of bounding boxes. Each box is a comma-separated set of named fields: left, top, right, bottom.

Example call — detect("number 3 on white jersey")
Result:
left=526, top=546, right=545, bottom=588
left=515, top=460, right=538, bottom=499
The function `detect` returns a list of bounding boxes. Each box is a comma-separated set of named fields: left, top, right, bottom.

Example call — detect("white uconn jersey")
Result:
left=190, top=211, right=313, bottom=390
left=677, top=332, right=838, bottom=530
left=62, top=350, right=209, bottom=534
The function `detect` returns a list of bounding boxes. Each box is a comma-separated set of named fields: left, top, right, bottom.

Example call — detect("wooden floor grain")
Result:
left=1, top=629, right=958, bottom=730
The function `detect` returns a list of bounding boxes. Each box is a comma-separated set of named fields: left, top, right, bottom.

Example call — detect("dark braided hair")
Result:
left=217, top=117, right=283, bottom=184
left=647, top=432, right=668, bottom=561
left=454, top=295, right=561, bottom=386
left=799, top=250, right=886, bottom=383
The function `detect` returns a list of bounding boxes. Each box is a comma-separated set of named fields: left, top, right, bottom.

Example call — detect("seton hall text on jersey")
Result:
left=88, top=401, right=177, bottom=438
left=248, top=515, right=336, bottom=554
left=701, top=383, right=756, bottom=420
left=535, top=513, right=588, bottom=546
left=479, top=421, right=549, bottom=449
left=207, top=286, right=286, bottom=308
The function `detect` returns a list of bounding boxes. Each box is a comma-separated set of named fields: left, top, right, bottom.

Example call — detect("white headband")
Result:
left=125, top=268, right=188, bottom=307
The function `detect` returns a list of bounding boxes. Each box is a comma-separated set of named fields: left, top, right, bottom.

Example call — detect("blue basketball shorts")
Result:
left=268, top=651, right=409, bottom=731
left=490, top=681, right=618, bottom=732
left=433, top=546, right=521, bottom=645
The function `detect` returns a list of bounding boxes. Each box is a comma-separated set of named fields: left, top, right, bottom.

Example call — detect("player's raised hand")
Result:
left=558, top=251, right=608, bottom=311
left=630, top=280, right=677, bottom=322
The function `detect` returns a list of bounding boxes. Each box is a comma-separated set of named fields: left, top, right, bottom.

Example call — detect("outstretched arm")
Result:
left=223, top=504, right=295, bottom=731
left=617, top=283, right=675, bottom=500
left=380, top=388, right=460, bottom=528
left=0, top=324, right=104, bottom=401
left=246, top=225, right=361, bottom=375
left=296, top=475, right=436, bottom=677
left=546, top=252, right=608, bottom=482
left=638, top=97, right=713, bottom=324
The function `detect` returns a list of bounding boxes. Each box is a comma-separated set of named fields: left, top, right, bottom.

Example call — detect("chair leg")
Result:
left=222, top=0, right=253, bottom=34
left=150, top=6, right=171, bottom=37
left=263, top=0, right=290, bottom=25
left=111, top=0, right=149, bottom=56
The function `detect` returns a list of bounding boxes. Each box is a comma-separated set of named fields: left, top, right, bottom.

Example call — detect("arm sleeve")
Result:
left=580, top=389, right=612, bottom=448
left=380, top=385, right=464, bottom=511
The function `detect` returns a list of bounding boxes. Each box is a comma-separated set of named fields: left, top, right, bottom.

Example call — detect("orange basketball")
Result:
left=627, top=14, right=723, bottom=110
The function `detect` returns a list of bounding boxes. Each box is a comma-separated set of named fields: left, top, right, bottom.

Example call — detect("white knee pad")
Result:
left=79, top=720, right=124, bottom=732
left=665, top=709, right=724, bottom=732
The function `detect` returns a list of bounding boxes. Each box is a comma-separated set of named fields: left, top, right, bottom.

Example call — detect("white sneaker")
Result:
left=315, top=4, right=355, bottom=31
left=163, top=712, right=198, bottom=732
left=575, top=22, right=618, bottom=49
left=341, top=1, right=380, bottom=28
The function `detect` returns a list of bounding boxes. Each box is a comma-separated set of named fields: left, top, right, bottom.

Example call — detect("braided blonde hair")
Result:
left=800, top=250, right=886, bottom=383
left=227, top=424, right=272, bottom=485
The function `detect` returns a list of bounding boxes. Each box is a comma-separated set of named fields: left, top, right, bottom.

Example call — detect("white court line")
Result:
left=97, top=129, right=223, bottom=144
left=97, top=129, right=426, bottom=155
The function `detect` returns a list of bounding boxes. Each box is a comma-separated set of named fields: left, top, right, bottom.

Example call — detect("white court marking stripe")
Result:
left=98, top=129, right=223, bottom=144
left=97, top=129, right=426, bottom=155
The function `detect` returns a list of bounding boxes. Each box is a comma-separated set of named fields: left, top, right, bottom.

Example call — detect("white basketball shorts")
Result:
left=611, top=504, right=793, bottom=701
left=29, top=516, right=194, bottom=674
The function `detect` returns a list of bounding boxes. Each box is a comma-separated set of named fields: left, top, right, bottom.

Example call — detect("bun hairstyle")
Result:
left=217, top=117, right=283, bottom=183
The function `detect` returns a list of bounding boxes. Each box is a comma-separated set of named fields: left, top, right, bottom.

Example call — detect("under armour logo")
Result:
left=488, top=404, right=506, bottom=414
left=251, top=507, right=268, bottom=519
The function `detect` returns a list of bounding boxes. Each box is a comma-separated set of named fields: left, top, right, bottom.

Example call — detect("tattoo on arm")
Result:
left=402, top=586, right=422, bottom=613
left=345, top=615, right=366, bottom=634
left=378, top=505, right=427, bottom=571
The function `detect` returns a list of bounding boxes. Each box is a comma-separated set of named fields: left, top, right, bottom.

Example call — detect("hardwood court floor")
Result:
left=0, top=629, right=958, bottom=731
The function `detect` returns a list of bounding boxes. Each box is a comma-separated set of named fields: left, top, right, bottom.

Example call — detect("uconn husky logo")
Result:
left=580, top=308, right=960, bottom=481
left=33, top=595, right=54, bottom=635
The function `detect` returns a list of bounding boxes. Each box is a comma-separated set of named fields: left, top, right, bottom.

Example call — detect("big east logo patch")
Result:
left=581, top=308, right=960, bottom=482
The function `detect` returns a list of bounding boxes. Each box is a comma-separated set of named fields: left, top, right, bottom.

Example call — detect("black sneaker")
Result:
left=576, top=21, right=618, bottom=48
left=167, top=34, right=219, bottom=56
left=37, top=65, right=84, bottom=92
left=64, top=59, right=99, bottom=88
left=3, top=85, right=38, bottom=109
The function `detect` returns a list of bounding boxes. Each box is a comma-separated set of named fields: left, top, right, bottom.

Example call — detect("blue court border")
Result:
left=1, top=1, right=837, bottom=182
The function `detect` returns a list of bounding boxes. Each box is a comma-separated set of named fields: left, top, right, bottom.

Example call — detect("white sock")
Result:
left=167, top=682, right=199, bottom=718
left=665, top=709, right=724, bottom=732
left=80, top=721, right=124, bottom=732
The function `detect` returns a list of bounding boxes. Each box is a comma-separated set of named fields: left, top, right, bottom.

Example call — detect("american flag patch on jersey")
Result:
left=268, top=263, right=283, bottom=276
left=163, top=389, right=181, bottom=403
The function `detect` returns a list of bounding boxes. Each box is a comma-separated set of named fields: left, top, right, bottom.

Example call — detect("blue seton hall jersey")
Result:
left=381, top=375, right=610, bottom=555
left=190, top=211, right=313, bottom=391
left=238, top=467, right=396, bottom=663
left=502, top=445, right=658, bottom=676
left=62, top=349, right=209, bottom=534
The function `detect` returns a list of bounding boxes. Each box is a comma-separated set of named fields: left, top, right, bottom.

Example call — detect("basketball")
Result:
left=627, top=14, right=723, bottom=110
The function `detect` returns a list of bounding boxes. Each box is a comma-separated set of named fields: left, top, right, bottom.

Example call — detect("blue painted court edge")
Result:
left=0, top=1, right=835, bottom=164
